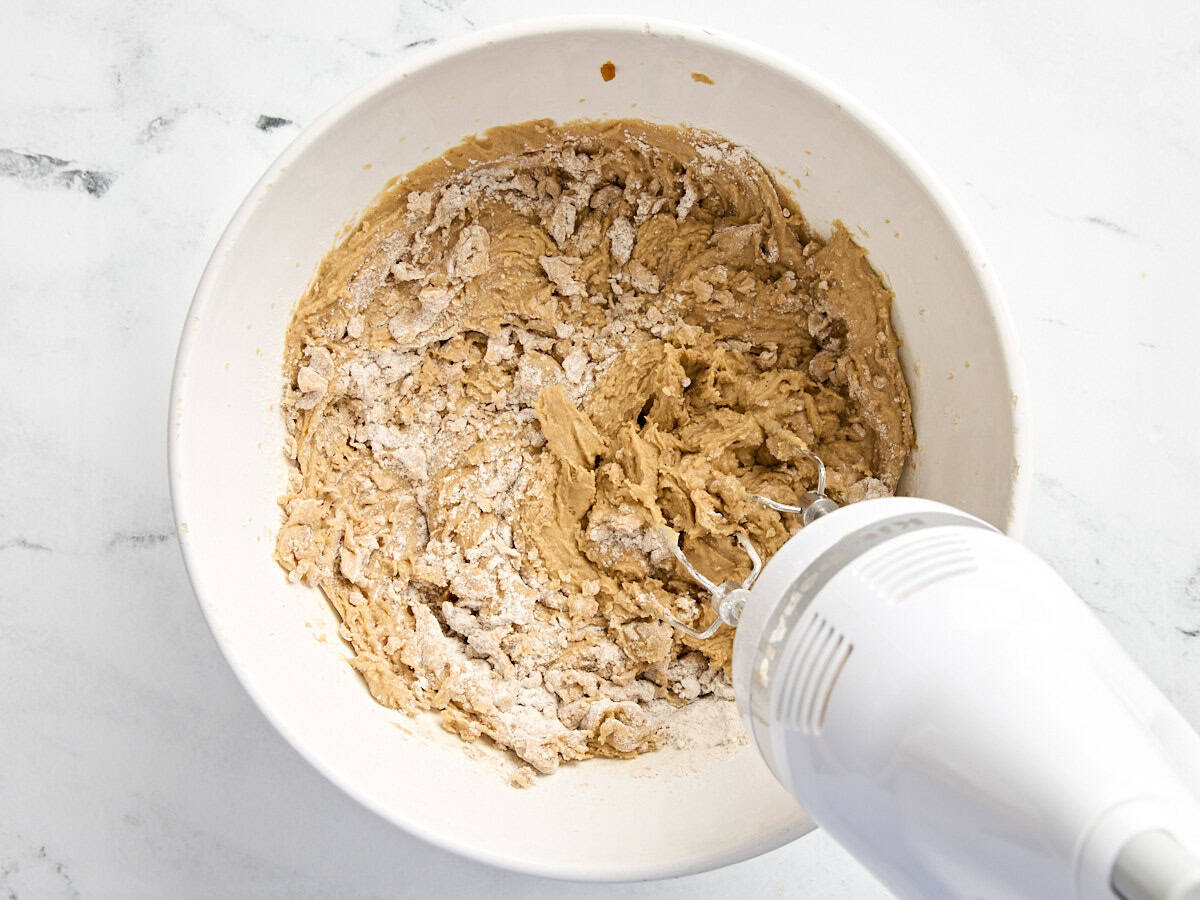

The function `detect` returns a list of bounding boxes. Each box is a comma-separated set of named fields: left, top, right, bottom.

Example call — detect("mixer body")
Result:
left=732, top=497, right=1200, bottom=899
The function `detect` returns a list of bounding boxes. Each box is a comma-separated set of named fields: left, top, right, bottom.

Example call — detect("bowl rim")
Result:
left=168, top=14, right=1032, bottom=883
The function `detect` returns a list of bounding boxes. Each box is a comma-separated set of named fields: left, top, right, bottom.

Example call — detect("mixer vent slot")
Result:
left=774, top=612, right=854, bottom=735
left=858, top=531, right=977, bottom=603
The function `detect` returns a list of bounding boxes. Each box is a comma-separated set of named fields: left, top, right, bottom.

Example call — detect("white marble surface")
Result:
left=2, top=0, right=1198, bottom=896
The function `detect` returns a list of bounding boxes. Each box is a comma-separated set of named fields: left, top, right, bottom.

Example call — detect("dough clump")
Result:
left=275, top=119, right=913, bottom=776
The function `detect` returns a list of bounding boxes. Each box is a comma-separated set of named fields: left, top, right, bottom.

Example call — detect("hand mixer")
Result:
left=661, top=450, right=1200, bottom=900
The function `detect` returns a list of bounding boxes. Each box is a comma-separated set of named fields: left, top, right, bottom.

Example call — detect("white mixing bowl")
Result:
left=169, top=17, right=1030, bottom=881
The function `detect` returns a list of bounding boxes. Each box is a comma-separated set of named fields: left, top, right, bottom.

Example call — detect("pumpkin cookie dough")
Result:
left=275, top=119, right=913, bottom=776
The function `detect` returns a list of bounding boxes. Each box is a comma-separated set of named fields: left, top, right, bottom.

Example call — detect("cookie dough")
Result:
left=275, top=119, right=913, bottom=775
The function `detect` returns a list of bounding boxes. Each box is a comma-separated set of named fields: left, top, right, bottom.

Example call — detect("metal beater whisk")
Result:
left=659, top=448, right=838, bottom=638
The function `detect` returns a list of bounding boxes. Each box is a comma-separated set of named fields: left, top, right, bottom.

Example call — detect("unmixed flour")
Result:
left=274, top=119, right=913, bottom=781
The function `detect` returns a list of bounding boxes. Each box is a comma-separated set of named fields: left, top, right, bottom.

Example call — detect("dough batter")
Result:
left=275, top=119, right=913, bottom=777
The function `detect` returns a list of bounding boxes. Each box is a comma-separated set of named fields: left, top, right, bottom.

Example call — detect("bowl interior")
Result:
left=171, top=21, right=1026, bottom=881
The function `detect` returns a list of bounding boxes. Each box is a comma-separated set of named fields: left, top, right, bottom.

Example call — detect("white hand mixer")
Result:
left=662, top=450, right=1200, bottom=899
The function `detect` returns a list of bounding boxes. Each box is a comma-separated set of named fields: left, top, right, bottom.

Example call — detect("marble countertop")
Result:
left=3, top=0, right=1198, bottom=896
